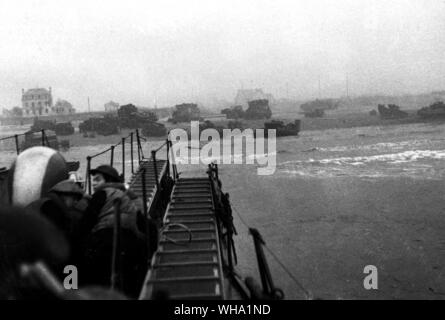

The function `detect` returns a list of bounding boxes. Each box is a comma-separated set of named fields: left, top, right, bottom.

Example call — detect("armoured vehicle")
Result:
left=417, top=101, right=445, bottom=118
left=264, top=119, right=300, bottom=137
left=377, top=104, right=408, bottom=119
left=170, top=103, right=201, bottom=123
left=55, top=122, right=75, bottom=136
left=79, top=117, right=120, bottom=136
left=244, top=99, right=272, bottom=120
left=300, top=99, right=338, bottom=118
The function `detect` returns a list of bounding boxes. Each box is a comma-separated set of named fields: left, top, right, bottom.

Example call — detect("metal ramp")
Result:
left=139, top=177, right=225, bottom=300
left=128, top=159, right=167, bottom=213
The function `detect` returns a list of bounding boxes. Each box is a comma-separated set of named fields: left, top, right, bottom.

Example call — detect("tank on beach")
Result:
left=244, top=99, right=272, bottom=120
left=169, top=103, right=201, bottom=123
left=264, top=119, right=301, bottom=137
left=30, top=118, right=56, bottom=132
left=300, top=99, right=339, bottom=118
left=377, top=104, right=408, bottom=119
left=54, top=122, right=75, bottom=136
left=118, top=104, right=167, bottom=137
left=79, top=117, right=120, bottom=136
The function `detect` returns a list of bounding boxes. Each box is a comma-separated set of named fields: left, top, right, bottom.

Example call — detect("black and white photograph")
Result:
left=1, top=0, right=445, bottom=305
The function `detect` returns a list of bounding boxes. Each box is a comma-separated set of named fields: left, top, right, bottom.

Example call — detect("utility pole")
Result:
left=87, top=97, right=91, bottom=114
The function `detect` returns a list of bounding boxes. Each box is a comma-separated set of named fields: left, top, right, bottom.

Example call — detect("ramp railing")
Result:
left=0, top=129, right=51, bottom=155
left=85, top=130, right=146, bottom=195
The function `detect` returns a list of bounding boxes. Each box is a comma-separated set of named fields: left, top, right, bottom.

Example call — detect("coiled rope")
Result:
left=159, top=223, right=193, bottom=246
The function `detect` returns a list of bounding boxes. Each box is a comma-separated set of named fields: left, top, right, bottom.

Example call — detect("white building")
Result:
left=104, top=101, right=119, bottom=113
left=53, top=99, right=76, bottom=114
left=22, top=87, right=53, bottom=116
left=20, top=87, right=75, bottom=117
left=234, top=89, right=275, bottom=108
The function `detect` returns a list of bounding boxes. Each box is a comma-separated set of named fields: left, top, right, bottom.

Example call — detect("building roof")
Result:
left=235, top=89, right=275, bottom=105
left=54, top=99, right=73, bottom=108
left=23, top=88, right=51, bottom=96
left=105, top=101, right=119, bottom=106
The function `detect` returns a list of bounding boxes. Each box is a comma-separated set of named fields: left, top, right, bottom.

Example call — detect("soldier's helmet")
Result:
left=9, top=146, right=68, bottom=207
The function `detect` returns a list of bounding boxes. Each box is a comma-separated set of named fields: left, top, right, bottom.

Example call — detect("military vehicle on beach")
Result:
left=300, top=99, right=338, bottom=118
left=220, top=100, right=272, bottom=121
left=31, top=118, right=56, bottom=132
left=169, top=103, right=201, bottom=123
left=221, top=105, right=245, bottom=119
left=244, top=99, right=272, bottom=120
left=377, top=104, right=408, bottom=119
left=21, top=130, right=59, bottom=151
left=417, top=101, right=445, bottom=119
left=79, top=117, right=120, bottom=136
left=252, top=119, right=300, bottom=138
left=54, top=122, right=75, bottom=136
left=118, top=104, right=167, bottom=137
left=264, top=119, right=301, bottom=137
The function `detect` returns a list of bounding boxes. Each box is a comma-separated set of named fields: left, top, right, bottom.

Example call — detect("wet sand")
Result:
left=227, top=171, right=445, bottom=299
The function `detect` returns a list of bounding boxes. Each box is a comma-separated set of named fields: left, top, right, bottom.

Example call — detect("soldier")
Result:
left=80, top=165, right=147, bottom=298
left=27, top=179, right=88, bottom=266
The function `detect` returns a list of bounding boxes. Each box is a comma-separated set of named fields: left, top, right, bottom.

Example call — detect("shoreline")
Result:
left=2, top=111, right=445, bottom=149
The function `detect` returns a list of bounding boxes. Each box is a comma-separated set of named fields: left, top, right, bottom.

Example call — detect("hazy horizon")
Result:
left=1, top=0, right=445, bottom=111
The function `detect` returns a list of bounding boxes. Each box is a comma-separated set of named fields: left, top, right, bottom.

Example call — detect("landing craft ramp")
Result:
left=140, top=177, right=225, bottom=300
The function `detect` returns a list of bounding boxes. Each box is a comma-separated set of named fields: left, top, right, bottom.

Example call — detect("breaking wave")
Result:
left=318, top=140, right=432, bottom=153
left=279, top=149, right=445, bottom=179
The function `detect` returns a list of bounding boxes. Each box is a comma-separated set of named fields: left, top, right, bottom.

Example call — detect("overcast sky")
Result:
left=1, top=0, right=445, bottom=111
